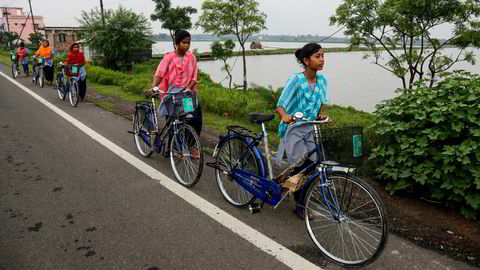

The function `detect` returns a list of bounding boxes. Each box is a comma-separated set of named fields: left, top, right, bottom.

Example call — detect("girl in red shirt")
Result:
left=65, top=43, right=87, bottom=100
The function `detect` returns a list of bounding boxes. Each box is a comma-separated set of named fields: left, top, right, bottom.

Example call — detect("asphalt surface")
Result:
left=0, top=64, right=477, bottom=270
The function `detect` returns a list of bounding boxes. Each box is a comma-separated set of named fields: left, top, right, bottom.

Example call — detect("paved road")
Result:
left=0, top=64, right=476, bottom=270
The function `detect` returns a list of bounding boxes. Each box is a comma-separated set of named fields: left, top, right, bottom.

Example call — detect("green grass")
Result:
left=90, top=82, right=145, bottom=102
left=0, top=51, right=13, bottom=67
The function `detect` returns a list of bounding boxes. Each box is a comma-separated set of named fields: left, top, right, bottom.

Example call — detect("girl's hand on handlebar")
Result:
left=282, top=114, right=294, bottom=124
left=317, top=113, right=328, bottom=121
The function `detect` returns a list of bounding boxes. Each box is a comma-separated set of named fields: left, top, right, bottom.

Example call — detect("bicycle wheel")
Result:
left=133, top=106, right=153, bottom=158
left=215, top=137, right=257, bottom=207
left=304, top=172, right=388, bottom=267
left=169, top=124, right=203, bottom=187
left=69, top=80, right=80, bottom=107
left=56, top=75, right=66, bottom=100
left=12, top=62, right=18, bottom=78
left=39, top=68, right=44, bottom=88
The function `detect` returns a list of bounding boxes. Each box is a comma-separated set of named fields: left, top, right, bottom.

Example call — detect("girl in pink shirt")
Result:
left=152, top=29, right=202, bottom=135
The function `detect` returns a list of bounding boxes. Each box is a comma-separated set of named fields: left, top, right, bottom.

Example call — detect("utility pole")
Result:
left=3, top=8, right=10, bottom=32
left=100, top=0, right=105, bottom=26
left=28, top=0, right=36, bottom=33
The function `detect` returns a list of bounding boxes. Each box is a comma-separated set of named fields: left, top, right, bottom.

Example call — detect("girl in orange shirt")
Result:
left=35, top=39, right=54, bottom=83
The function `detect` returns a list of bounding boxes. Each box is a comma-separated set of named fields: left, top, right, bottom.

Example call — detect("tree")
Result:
left=78, top=6, right=152, bottom=69
left=330, top=0, right=480, bottom=91
left=151, top=0, right=197, bottom=49
left=0, top=31, right=18, bottom=50
left=28, top=32, right=44, bottom=47
left=211, top=40, right=236, bottom=89
left=197, top=0, right=267, bottom=90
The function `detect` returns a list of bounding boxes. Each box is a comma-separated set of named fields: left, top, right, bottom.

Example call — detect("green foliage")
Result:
left=150, top=0, right=197, bottom=48
left=78, top=6, right=152, bottom=69
left=371, top=71, right=480, bottom=219
left=330, top=0, right=480, bottom=90
left=0, top=31, right=19, bottom=50
left=87, top=65, right=129, bottom=85
left=28, top=32, right=44, bottom=47
left=197, top=0, right=267, bottom=90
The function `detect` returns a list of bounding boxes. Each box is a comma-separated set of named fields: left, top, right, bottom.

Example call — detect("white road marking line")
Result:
left=0, top=71, right=322, bottom=270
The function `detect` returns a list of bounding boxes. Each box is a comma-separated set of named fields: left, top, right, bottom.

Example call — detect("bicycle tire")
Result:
left=39, top=68, right=44, bottom=88
left=169, top=124, right=203, bottom=187
left=133, top=106, right=153, bottom=158
left=56, top=75, right=66, bottom=100
left=12, top=62, right=18, bottom=78
left=303, top=172, right=388, bottom=267
left=214, top=137, right=258, bottom=208
left=69, top=80, right=80, bottom=107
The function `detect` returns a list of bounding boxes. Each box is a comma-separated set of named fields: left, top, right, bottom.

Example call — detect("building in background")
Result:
left=42, top=26, right=83, bottom=52
left=0, top=7, right=45, bottom=42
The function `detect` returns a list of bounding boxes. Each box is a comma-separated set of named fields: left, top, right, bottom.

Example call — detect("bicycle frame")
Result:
left=212, top=120, right=352, bottom=212
left=135, top=91, right=194, bottom=156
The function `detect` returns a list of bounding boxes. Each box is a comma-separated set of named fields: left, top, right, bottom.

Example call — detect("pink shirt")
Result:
left=155, top=51, right=197, bottom=95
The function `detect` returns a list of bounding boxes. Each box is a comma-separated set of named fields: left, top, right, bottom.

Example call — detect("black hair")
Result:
left=70, top=42, right=80, bottom=52
left=19, top=42, right=25, bottom=47
left=174, top=29, right=191, bottom=45
left=42, top=39, right=50, bottom=46
left=295, top=42, right=322, bottom=68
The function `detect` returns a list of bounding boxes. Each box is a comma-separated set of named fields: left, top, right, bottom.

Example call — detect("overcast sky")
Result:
left=4, top=0, right=453, bottom=38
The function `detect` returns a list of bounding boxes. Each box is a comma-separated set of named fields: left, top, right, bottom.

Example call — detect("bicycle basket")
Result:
left=70, top=65, right=79, bottom=76
left=314, top=126, right=364, bottom=166
left=10, top=54, right=17, bottom=61
left=163, top=92, right=197, bottom=116
left=37, top=57, right=44, bottom=64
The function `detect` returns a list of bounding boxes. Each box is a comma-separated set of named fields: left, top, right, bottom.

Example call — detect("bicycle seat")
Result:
left=248, top=112, right=275, bottom=124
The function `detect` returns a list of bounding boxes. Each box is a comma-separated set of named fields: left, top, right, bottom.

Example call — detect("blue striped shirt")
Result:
left=277, top=72, right=328, bottom=138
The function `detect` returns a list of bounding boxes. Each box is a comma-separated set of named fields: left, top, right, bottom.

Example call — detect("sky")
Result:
left=2, top=0, right=454, bottom=38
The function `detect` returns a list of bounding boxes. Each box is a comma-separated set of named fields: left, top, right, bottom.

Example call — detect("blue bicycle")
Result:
left=207, top=112, right=388, bottom=267
left=130, top=88, right=203, bottom=187
left=55, top=63, right=80, bottom=107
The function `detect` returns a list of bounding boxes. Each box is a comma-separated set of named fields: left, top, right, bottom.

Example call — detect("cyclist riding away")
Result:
left=276, top=42, right=328, bottom=219
left=64, top=43, right=87, bottom=101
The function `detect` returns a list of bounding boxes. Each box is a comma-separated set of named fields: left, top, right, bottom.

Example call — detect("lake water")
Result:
left=152, top=41, right=349, bottom=54
left=196, top=47, right=480, bottom=112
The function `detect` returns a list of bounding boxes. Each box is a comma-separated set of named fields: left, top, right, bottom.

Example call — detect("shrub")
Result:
left=370, top=71, right=480, bottom=219
left=88, top=65, right=129, bottom=86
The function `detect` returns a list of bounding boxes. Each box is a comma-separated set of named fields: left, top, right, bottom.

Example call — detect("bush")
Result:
left=88, top=65, right=129, bottom=86
left=370, top=71, right=480, bottom=219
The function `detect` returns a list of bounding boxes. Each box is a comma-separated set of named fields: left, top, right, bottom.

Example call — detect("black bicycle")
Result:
left=55, top=63, right=80, bottom=107
left=130, top=88, right=203, bottom=187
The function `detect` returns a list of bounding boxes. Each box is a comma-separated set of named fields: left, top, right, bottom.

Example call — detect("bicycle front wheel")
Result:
left=69, top=80, right=80, bottom=107
left=12, top=62, right=18, bottom=78
left=304, top=172, right=388, bottom=267
left=56, top=76, right=66, bottom=100
left=39, top=68, right=45, bottom=88
left=215, top=137, right=257, bottom=208
left=169, top=124, right=203, bottom=187
left=133, top=106, right=153, bottom=158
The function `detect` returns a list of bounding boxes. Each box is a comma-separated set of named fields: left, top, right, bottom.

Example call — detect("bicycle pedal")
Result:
left=249, top=203, right=261, bottom=214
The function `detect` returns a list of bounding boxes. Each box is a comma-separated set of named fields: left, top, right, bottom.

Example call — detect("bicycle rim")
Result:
left=133, top=108, right=153, bottom=157
left=56, top=77, right=66, bottom=100
left=69, top=80, right=79, bottom=107
left=12, top=63, right=18, bottom=78
left=304, top=173, right=388, bottom=267
left=39, top=69, right=44, bottom=87
left=169, top=124, right=203, bottom=187
left=215, top=137, right=256, bottom=207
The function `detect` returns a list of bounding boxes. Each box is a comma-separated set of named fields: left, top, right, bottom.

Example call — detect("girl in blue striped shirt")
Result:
left=276, top=43, right=328, bottom=219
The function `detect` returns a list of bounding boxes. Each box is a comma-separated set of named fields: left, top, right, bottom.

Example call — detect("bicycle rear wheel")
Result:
left=169, top=124, right=203, bottom=187
left=12, top=62, right=18, bottom=78
left=215, top=137, right=257, bottom=208
left=69, top=80, right=80, bottom=107
left=304, top=172, right=388, bottom=267
left=39, top=68, right=45, bottom=88
left=56, top=75, right=66, bottom=100
left=133, top=106, right=153, bottom=158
